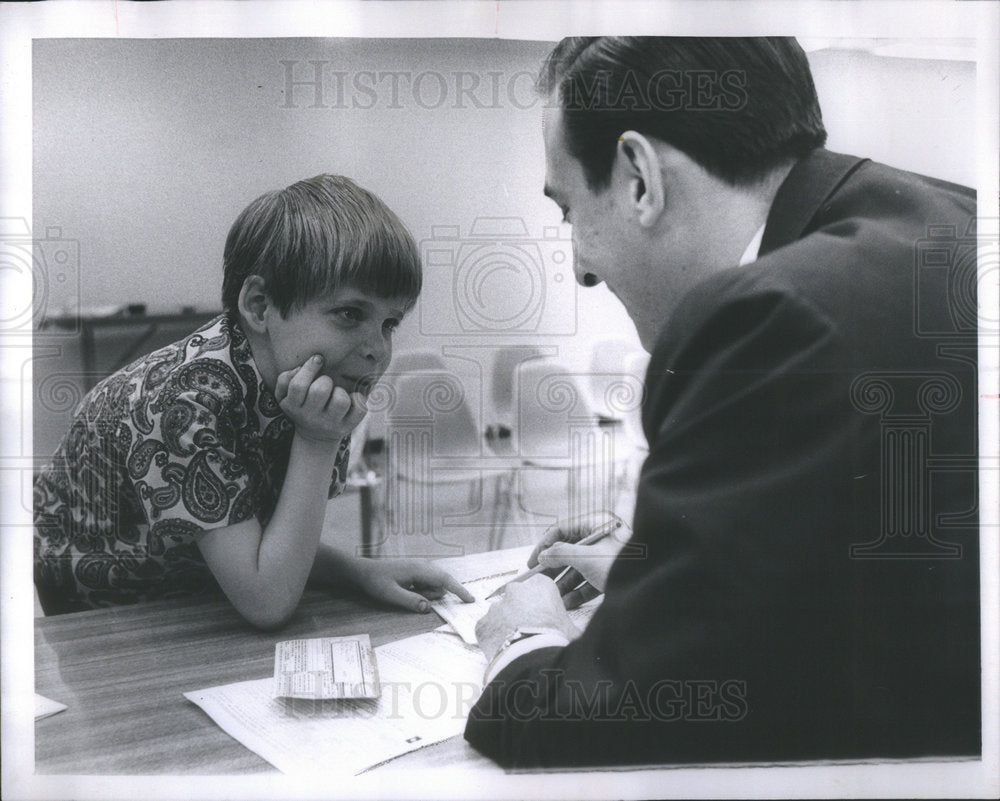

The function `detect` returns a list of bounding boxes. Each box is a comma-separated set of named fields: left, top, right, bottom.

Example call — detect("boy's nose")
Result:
left=363, top=330, right=390, bottom=365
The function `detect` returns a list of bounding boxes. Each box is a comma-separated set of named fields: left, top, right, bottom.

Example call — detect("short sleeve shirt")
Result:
left=33, top=313, right=350, bottom=612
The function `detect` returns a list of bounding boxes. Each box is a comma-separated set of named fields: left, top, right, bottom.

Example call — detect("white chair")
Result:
left=368, top=370, right=517, bottom=556
left=488, top=345, right=552, bottom=430
left=511, top=359, right=639, bottom=527
left=589, top=338, right=649, bottom=449
left=389, top=349, right=449, bottom=376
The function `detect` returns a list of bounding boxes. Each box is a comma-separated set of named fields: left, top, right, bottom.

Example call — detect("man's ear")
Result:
left=616, top=131, right=665, bottom=228
left=237, top=275, right=271, bottom=334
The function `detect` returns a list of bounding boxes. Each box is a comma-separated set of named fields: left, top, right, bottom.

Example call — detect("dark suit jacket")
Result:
left=465, top=149, right=980, bottom=767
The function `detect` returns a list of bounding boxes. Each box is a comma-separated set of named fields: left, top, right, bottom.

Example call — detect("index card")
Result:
left=273, top=634, right=380, bottom=700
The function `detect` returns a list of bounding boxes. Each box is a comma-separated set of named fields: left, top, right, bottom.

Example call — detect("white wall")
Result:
left=32, top=39, right=976, bottom=456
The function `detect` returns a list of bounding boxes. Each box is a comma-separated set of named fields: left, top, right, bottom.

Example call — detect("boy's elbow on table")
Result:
left=238, top=599, right=298, bottom=632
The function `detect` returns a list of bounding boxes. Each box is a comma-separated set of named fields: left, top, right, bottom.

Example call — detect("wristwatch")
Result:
left=484, top=627, right=565, bottom=680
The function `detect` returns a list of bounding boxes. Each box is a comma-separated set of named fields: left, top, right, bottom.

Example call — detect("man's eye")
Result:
left=383, top=319, right=401, bottom=332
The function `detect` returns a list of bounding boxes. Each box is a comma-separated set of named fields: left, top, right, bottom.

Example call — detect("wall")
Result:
left=32, top=38, right=977, bottom=457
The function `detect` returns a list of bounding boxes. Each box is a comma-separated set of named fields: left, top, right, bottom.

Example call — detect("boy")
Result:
left=34, top=174, right=472, bottom=628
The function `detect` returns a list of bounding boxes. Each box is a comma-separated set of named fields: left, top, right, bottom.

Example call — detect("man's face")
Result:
left=542, top=103, right=708, bottom=351
left=543, top=106, right=635, bottom=306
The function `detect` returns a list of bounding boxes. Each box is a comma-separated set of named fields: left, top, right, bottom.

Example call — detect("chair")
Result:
left=620, top=349, right=651, bottom=450
left=588, top=338, right=649, bottom=449
left=389, top=349, right=449, bottom=376
left=510, top=359, right=640, bottom=528
left=488, top=345, right=552, bottom=430
left=366, top=369, right=518, bottom=556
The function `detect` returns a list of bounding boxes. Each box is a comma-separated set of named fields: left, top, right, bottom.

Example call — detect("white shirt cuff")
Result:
left=483, top=632, right=570, bottom=684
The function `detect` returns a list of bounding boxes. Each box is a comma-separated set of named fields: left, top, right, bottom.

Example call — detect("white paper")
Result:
left=273, top=634, right=379, bottom=700
left=185, top=630, right=485, bottom=776
left=184, top=547, right=604, bottom=775
left=34, top=693, right=67, bottom=721
left=430, top=571, right=519, bottom=645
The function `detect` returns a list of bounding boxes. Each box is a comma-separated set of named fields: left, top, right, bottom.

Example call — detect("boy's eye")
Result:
left=334, top=307, right=364, bottom=323
left=383, top=318, right=401, bottom=333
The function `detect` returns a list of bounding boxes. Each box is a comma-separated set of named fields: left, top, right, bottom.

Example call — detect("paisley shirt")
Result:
left=33, top=313, right=349, bottom=613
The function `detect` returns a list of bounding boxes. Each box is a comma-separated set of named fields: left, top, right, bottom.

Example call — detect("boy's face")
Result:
left=260, top=285, right=408, bottom=396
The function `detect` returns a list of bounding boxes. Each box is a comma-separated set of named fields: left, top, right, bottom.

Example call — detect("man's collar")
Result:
left=738, top=224, right=766, bottom=266
left=759, top=149, right=869, bottom=256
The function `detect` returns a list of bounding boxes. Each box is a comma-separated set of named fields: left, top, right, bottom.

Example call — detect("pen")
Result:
left=485, top=517, right=622, bottom=599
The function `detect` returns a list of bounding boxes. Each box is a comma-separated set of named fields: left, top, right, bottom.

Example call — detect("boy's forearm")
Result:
left=251, top=434, right=342, bottom=625
left=310, top=542, right=366, bottom=590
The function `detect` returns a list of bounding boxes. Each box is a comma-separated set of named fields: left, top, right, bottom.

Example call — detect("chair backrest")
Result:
left=358, top=354, right=449, bottom=461
left=620, top=350, right=651, bottom=449
left=390, top=350, right=448, bottom=376
left=489, top=346, right=548, bottom=425
left=588, top=338, right=647, bottom=416
left=383, top=370, right=482, bottom=461
left=515, top=359, right=602, bottom=461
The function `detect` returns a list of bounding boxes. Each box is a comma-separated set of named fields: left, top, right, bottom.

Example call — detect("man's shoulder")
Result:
left=681, top=151, right=975, bottom=322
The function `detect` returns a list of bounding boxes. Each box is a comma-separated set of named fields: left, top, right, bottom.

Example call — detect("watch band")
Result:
left=484, top=627, right=566, bottom=682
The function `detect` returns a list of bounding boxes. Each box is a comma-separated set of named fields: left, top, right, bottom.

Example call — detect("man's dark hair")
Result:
left=538, top=37, right=827, bottom=189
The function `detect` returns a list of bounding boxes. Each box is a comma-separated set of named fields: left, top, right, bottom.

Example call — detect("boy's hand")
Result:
left=275, top=354, right=366, bottom=444
left=354, top=557, right=474, bottom=613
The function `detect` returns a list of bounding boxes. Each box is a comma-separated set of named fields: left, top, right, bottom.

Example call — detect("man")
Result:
left=464, top=37, right=980, bottom=768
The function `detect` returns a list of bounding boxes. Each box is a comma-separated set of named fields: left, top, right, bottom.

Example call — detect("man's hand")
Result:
left=475, top=575, right=580, bottom=662
left=527, top=512, right=630, bottom=607
left=353, top=557, right=474, bottom=613
left=275, top=354, right=367, bottom=444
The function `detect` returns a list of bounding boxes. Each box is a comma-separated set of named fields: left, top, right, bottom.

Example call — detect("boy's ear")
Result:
left=237, top=275, right=271, bottom=333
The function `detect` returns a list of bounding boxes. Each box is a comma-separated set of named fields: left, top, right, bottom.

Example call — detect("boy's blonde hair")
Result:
left=221, top=174, right=421, bottom=316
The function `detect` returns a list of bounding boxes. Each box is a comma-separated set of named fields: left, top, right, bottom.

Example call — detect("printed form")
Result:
left=184, top=546, right=603, bottom=775
left=273, top=634, right=380, bottom=700
left=186, top=630, right=486, bottom=775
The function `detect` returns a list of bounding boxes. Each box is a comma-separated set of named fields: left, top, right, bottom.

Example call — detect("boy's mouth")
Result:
left=341, top=375, right=377, bottom=395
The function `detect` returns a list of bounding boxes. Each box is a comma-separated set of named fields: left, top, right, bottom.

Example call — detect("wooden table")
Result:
left=30, top=558, right=986, bottom=797
left=34, top=585, right=452, bottom=774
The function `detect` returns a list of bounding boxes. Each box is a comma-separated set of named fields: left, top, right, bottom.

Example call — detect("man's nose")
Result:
left=575, top=265, right=600, bottom=287
left=570, top=239, right=599, bottom=287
